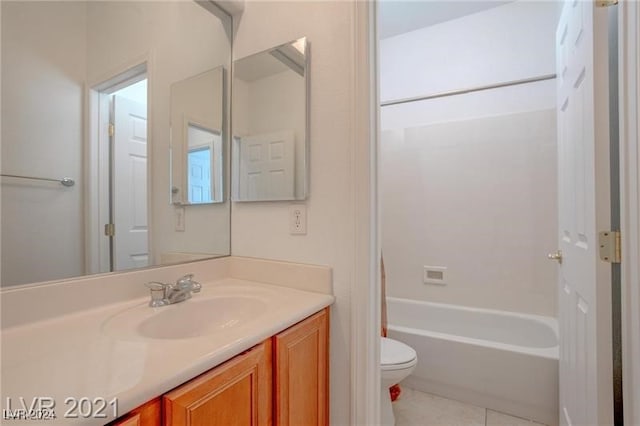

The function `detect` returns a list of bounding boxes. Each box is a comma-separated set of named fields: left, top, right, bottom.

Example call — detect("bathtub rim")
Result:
left=387, top=296, right=559, bottom=360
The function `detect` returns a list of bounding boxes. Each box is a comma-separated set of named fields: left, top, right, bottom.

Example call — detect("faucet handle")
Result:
left=145, top=281, right=170, bottom=307
left=176, top=274, right=201, bottom=293
left=176, top=273, right=194, bottom=283
left=145, top=281, right=170, bottom=291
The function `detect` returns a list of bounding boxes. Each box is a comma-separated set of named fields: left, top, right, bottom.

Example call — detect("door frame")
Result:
left=363, top=1, right=640, bottom=424
left=619, top=2, right=640, bottom=424
left=352, top=0, right=381, bottom=425
left=85, top=57, right=152, bottom=274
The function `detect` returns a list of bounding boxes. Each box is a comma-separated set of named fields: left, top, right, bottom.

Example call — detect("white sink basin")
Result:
left=102, top=293, right=268, bottom=340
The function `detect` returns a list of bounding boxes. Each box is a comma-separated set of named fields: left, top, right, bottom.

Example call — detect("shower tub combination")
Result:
left=387, top=297, right=559, bottom=426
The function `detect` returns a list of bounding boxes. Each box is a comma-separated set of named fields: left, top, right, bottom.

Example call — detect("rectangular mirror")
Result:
left=170, top=67, right=226, bottom=205
left=232, top=37, right=309, bottom=202
left=1, top=1, right=232, bottom=287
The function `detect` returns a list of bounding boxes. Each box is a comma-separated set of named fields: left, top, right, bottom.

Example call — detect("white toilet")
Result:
left=380, top=337, right=417, bottom=426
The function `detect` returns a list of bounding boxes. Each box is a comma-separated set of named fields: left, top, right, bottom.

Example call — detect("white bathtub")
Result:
left=387, top=297, right=559, bottom=426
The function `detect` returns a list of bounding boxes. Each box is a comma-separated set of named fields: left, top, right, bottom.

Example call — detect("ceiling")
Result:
left=378, top=1, right=514, bottom=39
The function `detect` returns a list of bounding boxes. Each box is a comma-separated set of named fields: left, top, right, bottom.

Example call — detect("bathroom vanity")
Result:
left=1, top=257, right=333, bottom=425
left=112, top=308, right=328, bottom=425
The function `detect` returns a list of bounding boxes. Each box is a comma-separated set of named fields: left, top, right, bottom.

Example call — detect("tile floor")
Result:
left=392, top=387, right=547, bottom=426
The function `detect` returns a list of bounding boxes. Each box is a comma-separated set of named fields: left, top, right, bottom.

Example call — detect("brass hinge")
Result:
left=104, top=223, right=115, bottom=237
left=596, top=0, right=618, bottom=7
left=599, top=231, right=621, bottom=263
left=108, top=123, right=115, bottom=137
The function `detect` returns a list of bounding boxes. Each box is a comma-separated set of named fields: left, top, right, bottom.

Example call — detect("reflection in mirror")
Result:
left=187, top=124, right=222, bottom=204
left=232, top=37, right=309, bottom=202
left=170, top=67, right=225, bottom=205
left=0, top=1, right=231, bottom=287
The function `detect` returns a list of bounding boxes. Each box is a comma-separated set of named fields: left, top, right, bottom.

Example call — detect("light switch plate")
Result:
left=175, top=206, right=185, bottom=232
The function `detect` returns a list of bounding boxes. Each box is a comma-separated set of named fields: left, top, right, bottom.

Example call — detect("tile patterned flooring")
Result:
left=393, top=387, right=547, bottom=426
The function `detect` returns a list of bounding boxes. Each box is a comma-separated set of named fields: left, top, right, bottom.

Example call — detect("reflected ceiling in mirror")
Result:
left=232, top=37, right=309, bottom=202
left=0, top=1, right=232, bottom=287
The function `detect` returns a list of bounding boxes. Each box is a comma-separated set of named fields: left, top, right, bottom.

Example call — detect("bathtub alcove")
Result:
left=387, top=297, right=559, bottom=426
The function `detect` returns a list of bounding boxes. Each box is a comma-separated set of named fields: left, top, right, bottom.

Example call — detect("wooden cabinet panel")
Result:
left=163, top=340, right=272, bottom=426
left=109, top=398, right=161, bottom=426
left=274, top=309, right=329, bottom=426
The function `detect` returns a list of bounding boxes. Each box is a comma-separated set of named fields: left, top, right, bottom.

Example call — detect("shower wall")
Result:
left=380, top=1, right=560, bottom=316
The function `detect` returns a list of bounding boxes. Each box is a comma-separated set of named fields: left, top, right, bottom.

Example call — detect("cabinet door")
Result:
left=109, top=398, right=161, bottom=426
left=163, top=340, right=272, bottom=426
left=274, top=308, right=329, bottom=426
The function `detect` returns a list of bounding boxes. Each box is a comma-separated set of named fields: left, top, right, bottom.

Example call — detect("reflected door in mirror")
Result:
left=113, top=94, right=149, bottom=270
left=237, top=131, right=295, bottom=200
left=232, top=37, right=309, bottom=202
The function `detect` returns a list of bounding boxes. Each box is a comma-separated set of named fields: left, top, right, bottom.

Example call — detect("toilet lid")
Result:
left=381, top=337, right=417, bottom=366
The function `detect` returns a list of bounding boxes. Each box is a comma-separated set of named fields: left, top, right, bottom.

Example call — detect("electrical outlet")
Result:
left=289, top=205, right=307, bottom=235
left=175, top=206, right=185, bottom=232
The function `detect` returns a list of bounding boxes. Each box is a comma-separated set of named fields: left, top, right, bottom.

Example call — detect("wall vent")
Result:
left=423, top=266, right=447, bottom=285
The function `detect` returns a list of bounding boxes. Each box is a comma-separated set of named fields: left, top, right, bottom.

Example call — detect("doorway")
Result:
left=87, top=68, right=149, bottom=274
left=376, top=2, right=620, bottom=425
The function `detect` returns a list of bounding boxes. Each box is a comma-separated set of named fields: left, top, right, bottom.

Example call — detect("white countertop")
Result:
left=1, top=278, right=334, bottom=425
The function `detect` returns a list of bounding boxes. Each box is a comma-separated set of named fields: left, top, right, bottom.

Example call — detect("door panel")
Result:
left=238, top=130, right=295, bottom=200
left=555, top=1, right=613, bottom=425
left=274, top=309, right=329, bottom=426
left=113, top=95, right=149, bottom=270
left=163, top=341, right=272, bottom=426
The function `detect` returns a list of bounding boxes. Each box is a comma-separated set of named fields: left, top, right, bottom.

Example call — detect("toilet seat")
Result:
left=381, top=337, right=417, bottom=371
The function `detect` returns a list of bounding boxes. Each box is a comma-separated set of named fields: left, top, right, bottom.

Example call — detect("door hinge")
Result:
left=599, top=231, right=621, bottom=263
left=596, top=0, right=618, bottom=7
left=104, top=223, right=115, bottom=237
left=108, top=123, right=115, bottom=137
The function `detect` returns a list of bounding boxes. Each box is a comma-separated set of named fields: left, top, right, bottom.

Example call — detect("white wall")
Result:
left=380, top=1, right=558, bottom=104
left=380, top=1, right=560, bottom=316
left=231, top=2, right=356, bottom=423
left=85, top=1, right=231, bottom=259
left=1, top=2, right=86, bottom=286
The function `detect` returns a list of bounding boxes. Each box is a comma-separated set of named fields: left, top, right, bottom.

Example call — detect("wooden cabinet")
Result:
left=110, top=308, right=329, bottom=426
left=109, top=398, right=161, bottom=426
left=274, top=309, right=329, bottom=426
left=164, top=340, right=272, bottom=426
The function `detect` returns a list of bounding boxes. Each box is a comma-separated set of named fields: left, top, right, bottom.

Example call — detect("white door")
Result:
left=113, top=95, right=149, bottom=270
left=186, top=123, right=216, bottom=204
left=238, top=130, right=295, bottom=200
left=188, top=147, right=212, bottom=203
left=556, top=2, right=613, bottom=425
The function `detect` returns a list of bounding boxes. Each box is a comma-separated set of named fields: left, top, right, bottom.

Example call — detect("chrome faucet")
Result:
left=144, top=274, right=201, bottom=307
